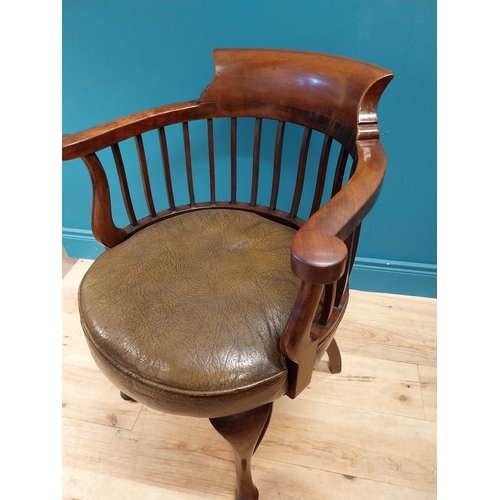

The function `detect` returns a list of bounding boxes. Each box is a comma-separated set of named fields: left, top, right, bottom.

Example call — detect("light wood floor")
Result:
left=62, top=258, right=436, bottom=500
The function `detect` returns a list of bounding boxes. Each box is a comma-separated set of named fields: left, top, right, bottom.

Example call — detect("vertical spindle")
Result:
left=310, top=135, right=334, bottom=217
left=333, top=226, right=361, bottom=308
left=231, top=117, right=237, bottom=204
left=207, top=118, right=216, bottom=204
left=331, top=146, right=350, bottom=197
left=289, top=127, right=312, bottom=219
left=158, top=127, right=176, bottom=211
left=182, top=122, right=195, bottom=206
left=134, top=134, right=156, bottom=218
left=269, top=121, right=286, bottom=212
left=111, top=143, right=138, bottom=226
left=250, top=118, right=262, bottom=207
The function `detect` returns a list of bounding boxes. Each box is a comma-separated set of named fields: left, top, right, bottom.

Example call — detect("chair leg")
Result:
left=254, top=403, right=273, bottom=453
left=326, top=338, right=342, bottom=374
left=210, top=402, right=273, bottom=500
left=119, top=391, right=136, bottom=402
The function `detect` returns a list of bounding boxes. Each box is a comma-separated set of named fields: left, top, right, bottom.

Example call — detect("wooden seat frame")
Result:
left=62, top=48, right=393, bottom=500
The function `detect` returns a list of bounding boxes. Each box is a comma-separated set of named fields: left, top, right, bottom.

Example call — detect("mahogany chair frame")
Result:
left=63, top=49, right=393, bottom=500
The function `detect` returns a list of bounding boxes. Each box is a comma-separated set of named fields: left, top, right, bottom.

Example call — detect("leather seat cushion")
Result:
left=79, top=209, right=301, bottom=417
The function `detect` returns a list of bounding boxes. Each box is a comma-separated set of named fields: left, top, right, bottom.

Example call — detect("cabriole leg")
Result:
left=326, top=338, right=342, bottom=374
left=210, top=402, right=273, bottom=500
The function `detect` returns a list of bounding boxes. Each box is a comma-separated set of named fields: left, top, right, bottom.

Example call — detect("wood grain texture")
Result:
left=335, top=290, right=437, bottom=367
left=62, top=260, right=436, bottom=499
left=418, top=365, right=437, bottom=422
left=305, top=353, right=425, bottom=419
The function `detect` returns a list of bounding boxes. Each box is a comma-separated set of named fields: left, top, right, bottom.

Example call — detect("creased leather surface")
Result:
left=79, top=209, right=301, bottom=417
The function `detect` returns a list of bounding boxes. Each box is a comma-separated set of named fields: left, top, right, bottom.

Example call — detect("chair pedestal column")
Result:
left=210, top=402, right=273, bottom=500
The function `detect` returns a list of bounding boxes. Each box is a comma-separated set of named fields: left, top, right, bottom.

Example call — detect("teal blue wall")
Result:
left=62, top=0, right=437, bottom=297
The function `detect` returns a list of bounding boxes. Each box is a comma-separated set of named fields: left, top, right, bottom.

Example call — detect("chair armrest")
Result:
left=62, top=100, right=213, bottom=160
left=281, top=139, right=387, bottom=397
left=290, top=139, right=387, bottom=284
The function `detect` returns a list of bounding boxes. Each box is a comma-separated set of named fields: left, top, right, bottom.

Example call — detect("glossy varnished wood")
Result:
left=111, top=143, right=138, bottom=226
left=210, top=403, right=273, bottom=500
left=158, top=126, right=176, bottom=210
left=269, top=120, right=285, bottom=212
left=183, top=122, right=196, bottom=205
left=135, top=133, right=156, bottom=217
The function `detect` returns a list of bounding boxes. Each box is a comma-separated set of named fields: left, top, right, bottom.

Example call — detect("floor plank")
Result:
left=418, top=365, right=437, bottom=422
left=63, top=414, right=435, bottom=500
left=336, top=290, right=437, bottom=367
left=62, top=246, right=78, bottom=279
left=63, top=364, right=141, bottom=431
left=63, top=465, right=212, bottom=500
left=306, top=352, right=425, bottom=419
left=259, top=396, right=436, bottom=493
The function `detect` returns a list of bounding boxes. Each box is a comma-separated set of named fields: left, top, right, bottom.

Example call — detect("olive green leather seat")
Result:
left=79, top=209, right=301, bottom=418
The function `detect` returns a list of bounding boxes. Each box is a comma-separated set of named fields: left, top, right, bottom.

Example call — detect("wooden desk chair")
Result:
left=62, top=48, right=393, bottom=500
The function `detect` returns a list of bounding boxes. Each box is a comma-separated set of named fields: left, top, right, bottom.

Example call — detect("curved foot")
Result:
left=120, top=391, right=136, bottom=402
left=210, top=403, right=273, bottom=500
left=235, top=485, right=258, bottom=500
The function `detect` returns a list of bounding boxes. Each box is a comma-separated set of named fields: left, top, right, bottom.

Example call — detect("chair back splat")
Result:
left=63, top=49, right=393, bottom=500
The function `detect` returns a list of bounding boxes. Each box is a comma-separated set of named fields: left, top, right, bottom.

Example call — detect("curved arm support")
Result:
left=279, top=281, right=323, bottom=398
left=282, top=139, right=387, bottom=397
left=81, top=154, right=126, bottom=248
left=290, top=139, right=387, bottom=284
